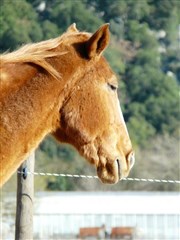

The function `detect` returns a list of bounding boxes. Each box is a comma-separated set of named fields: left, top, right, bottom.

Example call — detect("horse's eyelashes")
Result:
left=108, top=83, right=117, bottom=91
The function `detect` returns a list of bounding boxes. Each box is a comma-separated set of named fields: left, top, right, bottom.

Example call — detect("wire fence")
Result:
left=17, top=170, right=180, bottom=184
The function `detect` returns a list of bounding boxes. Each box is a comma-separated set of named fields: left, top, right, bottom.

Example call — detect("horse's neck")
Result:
left=1, top=62, right=64, bottom=135
left=0, top=63, right=65, bottom=186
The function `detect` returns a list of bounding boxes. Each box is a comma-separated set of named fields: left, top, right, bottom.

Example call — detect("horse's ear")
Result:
left=86, top=24, right=110, bottom=59
left=67, top=23, right=79, bottom=33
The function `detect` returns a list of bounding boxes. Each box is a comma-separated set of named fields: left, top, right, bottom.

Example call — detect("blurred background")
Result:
left=1, top=0, right=179, bottom=239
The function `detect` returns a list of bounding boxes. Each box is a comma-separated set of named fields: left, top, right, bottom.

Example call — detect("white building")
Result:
left=33, top=191, right=180, bottom=239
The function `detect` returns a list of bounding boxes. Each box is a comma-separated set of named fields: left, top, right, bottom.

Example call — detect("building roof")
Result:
left=35, top=191, right=180, bottom=215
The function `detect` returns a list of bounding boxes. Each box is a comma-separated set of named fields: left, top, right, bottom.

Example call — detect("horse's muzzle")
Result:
left=97, top=152, right=135, bottom=184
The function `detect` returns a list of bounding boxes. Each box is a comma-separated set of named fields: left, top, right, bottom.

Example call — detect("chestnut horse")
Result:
left=0, top=24, right=135, bottom=187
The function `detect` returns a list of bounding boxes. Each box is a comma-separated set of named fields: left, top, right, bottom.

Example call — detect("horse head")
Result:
left=53, top=24, right=135, bottom=184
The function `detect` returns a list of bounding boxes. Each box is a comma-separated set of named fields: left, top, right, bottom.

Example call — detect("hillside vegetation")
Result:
left=1, top=0, right=179, bottom=191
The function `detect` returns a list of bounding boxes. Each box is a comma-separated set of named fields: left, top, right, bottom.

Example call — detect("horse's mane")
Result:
left=0, top=35, right=67, bottom=79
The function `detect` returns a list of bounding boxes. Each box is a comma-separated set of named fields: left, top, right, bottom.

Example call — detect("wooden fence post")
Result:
left=15, top=152, right=35, bottom=240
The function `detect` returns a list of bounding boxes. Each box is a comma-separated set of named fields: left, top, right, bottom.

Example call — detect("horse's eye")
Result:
left=108, top=83, right=117, bottom=91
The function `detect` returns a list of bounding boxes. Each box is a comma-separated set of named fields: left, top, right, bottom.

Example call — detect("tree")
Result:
left=1, top=0, right=179, bottom=191
left=45, top=0, right=103, bottom=32
left=124, top=58, right=179, bottom=145
left=0, top=0, right=42, bottom=51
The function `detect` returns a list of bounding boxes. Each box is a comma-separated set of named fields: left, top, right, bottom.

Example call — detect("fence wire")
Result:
left=17, top=171, right=180, bottom=184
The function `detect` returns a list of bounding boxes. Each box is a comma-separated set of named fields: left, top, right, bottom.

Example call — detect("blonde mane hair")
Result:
left=0, top=35, right=66, bottom=79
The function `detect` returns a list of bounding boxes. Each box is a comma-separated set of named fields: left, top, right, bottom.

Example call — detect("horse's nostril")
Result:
left=128, top=152, right=135, bottom=169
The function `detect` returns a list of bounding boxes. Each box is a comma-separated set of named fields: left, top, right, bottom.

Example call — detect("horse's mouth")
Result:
left=116, top=159, right=121, bottom=180
left=97, top=158, right=121, bottom=184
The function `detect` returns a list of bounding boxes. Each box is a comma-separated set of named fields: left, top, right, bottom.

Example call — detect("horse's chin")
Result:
left=97, top=159, right=120, bottom=184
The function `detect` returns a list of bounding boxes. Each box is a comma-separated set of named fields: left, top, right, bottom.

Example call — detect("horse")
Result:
left=0, top=24, right=135, bottom=187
